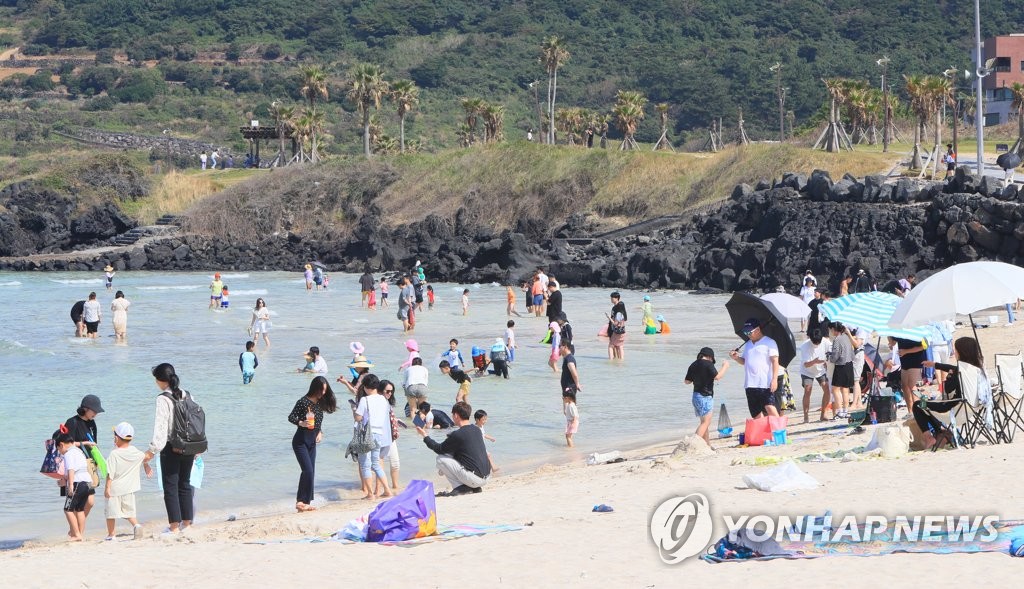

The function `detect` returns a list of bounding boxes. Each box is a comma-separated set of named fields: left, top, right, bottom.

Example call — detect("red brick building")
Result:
left=982, top=34, right=1024, bottom=125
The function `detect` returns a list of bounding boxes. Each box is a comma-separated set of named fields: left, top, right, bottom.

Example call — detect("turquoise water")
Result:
left=0, top=271, right=751, bottom=541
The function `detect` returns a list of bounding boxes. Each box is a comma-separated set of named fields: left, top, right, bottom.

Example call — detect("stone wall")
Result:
left=55, top=128, right=225, bottom=158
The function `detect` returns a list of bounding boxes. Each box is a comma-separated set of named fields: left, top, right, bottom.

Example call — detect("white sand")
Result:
left=5, top=320, right=1022, bottom=588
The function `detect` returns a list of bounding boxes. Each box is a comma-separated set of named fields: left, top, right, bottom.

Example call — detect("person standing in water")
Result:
left=249, top=298, right=271, bottom=348
left=110, top=291, right=130, bottom=342
left=209, top=273, right=224, bottom=308
left=83, top=292, right=102, bottom=339
left=103, top=265, right=115, bottom=292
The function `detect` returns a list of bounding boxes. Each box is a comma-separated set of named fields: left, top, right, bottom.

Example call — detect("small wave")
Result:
left=0, top=281, right=21, bottom=287
left=137, top=285, right=203, bottom=291
left=49, top=279, right=102, bottom=285
left=229, top=289, right=268, bottom=296
left=219, top=273, right=250, bottom=279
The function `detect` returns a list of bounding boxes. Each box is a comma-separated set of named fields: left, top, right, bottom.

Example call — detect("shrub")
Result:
left=110, top=69, right=164, bottom=103
left=262, top=43, right=282, bottom=60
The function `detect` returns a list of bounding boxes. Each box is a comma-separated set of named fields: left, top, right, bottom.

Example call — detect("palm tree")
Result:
left=292, top=110, right=312, bottom=163
left=270, top=101, right=294, bottom=166
left=299, top=65, right=328, bottom=110
left=460, top=97, right=485, bottom=145
left=926, top=75, right=954, bottom=151
left=348, top=63, right=389, bottom=158
left=305, top=108, right=325, bottom=162
left=613, top=90, right=646, bottom=150
left=1010, top=82, right=1024, bottom=153
left=482, top=102, right=506, bottom=143
left=540, top=36, right=570, bottom=145
left=904, top=74, right=929, bottom=170
left=597, top=113, right=611, bottom=148
left=390, top=79, right=419, bottom=153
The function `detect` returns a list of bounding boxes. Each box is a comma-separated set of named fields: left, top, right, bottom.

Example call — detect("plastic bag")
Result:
left=743, top=460, right=820, bottom=492
left=366, top=479, right=437, bottom=543
left=865, top=423, right=911, bottom=458
left=718, top=404, right=733, bottom=436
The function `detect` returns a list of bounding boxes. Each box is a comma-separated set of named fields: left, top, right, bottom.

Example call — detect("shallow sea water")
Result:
left=0, top=271, right=756, bottom=540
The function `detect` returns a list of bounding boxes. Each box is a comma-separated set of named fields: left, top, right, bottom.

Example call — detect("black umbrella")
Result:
left=997, top=151, right=1022, bottom=171
left=724, top=292, right=797, bottom=367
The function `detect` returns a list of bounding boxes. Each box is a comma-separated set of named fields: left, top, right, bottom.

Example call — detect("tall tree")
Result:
left=348, top=63, right=389, bottom=158
left=652, top=103, right=674, bottom=151
left=540, top=36, right=569, bottom=145
left=482, top=102, right=506, bottom=143
left=460, top=97, right=485, bottom=145
left=613, top=90, right=646, bottom=150
left=389, top=79, right=419, bottom=153
left=270, top=101, right=294, bottom=166
left=298, top=65, right=329, bottom=162
left=904, top=74, right=931, bottom=170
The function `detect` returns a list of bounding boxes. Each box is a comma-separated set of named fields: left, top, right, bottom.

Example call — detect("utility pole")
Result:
left=528, top=81, right=543, bottom=144
left=770, top=63, right=784, bottom=142
left=878, top=56, right=890, bottom=153
left=974, top=0, right=984, bottom=176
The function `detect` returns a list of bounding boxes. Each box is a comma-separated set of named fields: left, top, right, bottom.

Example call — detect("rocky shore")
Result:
left=3, top=168, right=1022, bottom=292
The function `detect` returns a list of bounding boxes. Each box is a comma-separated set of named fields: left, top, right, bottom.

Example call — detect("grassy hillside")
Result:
left=2, top=1, right=1024, bottom=159
left=180, top=143, right=898, bottom=240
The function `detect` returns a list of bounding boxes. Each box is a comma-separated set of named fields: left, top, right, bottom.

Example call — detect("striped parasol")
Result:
left=820, top=291, right=931, bottom=341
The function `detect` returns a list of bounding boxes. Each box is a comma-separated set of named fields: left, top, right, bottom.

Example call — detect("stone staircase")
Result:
left=111, top=222, right=180, bottom=246
left=155, top=214, right=182, bottom=227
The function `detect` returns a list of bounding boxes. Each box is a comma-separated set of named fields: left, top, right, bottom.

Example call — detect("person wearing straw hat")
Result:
left=339, top=355, right=374, bottom=396
left=103, top=265, right=115, bottom=291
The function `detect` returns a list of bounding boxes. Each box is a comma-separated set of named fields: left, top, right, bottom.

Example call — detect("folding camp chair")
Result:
left=915, top=398, right=962, bottom=451
left=952, top=362, right=997, bottom=448
left=994, top=353, right=1024, bottom=443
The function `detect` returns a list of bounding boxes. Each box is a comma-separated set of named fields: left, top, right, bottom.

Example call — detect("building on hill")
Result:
left=980, top=34, right=1024, bottom=126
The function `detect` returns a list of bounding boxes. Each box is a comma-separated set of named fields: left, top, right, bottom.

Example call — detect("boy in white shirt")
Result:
left=105, top=422, right=153, bottom=541
left=56, top=432, right=94, bottom=541
left=505, top=320, right=517, bottom=362
left=799, top=329, right=832, bottom=423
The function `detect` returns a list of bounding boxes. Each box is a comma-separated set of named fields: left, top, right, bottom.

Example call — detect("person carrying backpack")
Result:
left=145, top=363, right=207, bottom=533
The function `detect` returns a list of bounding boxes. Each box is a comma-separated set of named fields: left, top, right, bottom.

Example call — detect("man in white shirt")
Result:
left=403, top=357, right=430, bottom=416
left=730, top=318, right=781, bottom=418
left=799, top=328, right=832, bottom=422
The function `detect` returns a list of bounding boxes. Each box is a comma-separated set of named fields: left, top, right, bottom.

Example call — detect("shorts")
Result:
left=398, top=307, right=410, bottom=321
left=565, top=420, right=579, bottom=435
left=242, top=371, right=255, bottom=384
left=381, top=292, right=389, bottom=300
left=457, top=381, right=471, bottom=399
left=64, top=481, right=94, bottom=512
left=931, top=342, right=951, bottom=364
left=85, top=321, right=99, bottom=334
left=745, top=387, right=776, bottom=418
left=220, top=301, right=229, bottom=308
left=532, top=294, right=544, bottom=306
left=692, top=393, right=714, bottom=418
left=801, top=374, right=828, bottom=387
left=947, top=162, right=956, bottom=171
left=852, top=349, right=865, bottom=384
left=105, top=493, right=137, bottom=519
left=404, top=384, right=428, bottom=399
left=832, top=362, right=855, bottom=388
left=211, top=295, right=221, bottom=301
left=549, top=349, right=559, bottom=363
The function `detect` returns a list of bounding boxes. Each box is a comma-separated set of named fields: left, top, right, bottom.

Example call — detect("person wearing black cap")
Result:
left=729, top=318, right=781, bottom=418
left=56, top=394, right=105, bottom=516
left=684, top=348, right=729, bottom=446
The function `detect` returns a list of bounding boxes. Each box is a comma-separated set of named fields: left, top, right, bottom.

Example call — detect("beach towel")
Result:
left=703, top=519, right=1024, bottom=562
left=249, top=523, right=524, bottom=546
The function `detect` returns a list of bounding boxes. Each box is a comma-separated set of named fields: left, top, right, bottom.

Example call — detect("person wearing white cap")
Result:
left=104, top=422, right=152, bottom=541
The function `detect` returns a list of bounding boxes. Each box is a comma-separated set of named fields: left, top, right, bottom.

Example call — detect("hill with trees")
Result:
left=3, top=0, right=1024, bottom=159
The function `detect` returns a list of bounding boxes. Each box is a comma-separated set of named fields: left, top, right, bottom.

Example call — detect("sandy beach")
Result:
left=5, top=320, right=1022, bottom=588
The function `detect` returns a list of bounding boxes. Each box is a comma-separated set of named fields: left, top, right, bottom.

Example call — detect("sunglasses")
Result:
left=383, top=388, right=394, bottom=394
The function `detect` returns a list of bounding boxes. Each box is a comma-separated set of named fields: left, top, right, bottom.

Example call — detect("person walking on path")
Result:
left=288, top=376, right=337, bottom=512
left=415, top=401, right=491, bottom=496
left=110, top=290, right=130, bottom=342
left=729, top=318, right=781, bottom=418
left=684, top=347, right=729, bottom=445
left=144, top=363, right=198, bottom=533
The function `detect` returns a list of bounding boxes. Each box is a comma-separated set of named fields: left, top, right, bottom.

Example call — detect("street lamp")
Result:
left=974, top=0, right=990, bottom=176
left=877, top=56, right=890, bottom=153
left=769, top=62, right=785, bottom=143
left=527, top=80, right=542, bottom=144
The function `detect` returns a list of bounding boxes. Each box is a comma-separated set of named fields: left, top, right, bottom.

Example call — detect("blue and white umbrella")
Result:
left=820, top=292, right=931, bottom=341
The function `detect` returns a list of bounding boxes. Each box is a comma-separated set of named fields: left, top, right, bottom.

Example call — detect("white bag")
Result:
left=865, top=423, right=911, bottom=458
left=743, top=460, right=820, bottom=492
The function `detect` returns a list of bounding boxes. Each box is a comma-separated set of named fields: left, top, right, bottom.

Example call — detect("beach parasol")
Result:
left=724, top=292, right=797, bottom=366
left=819, top=292, right=931, bottom=340
left=760, top=292, right=812, bottom=320
left=888, top=261, right=1024, bottom=346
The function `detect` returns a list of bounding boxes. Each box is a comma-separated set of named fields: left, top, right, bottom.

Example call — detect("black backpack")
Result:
left=162, top=391, right=208, bottom=455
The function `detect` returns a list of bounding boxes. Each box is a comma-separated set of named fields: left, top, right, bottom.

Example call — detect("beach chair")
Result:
left=994, top=353, right=1024, bottom=443
left=952, top=362, right=997, bottom=448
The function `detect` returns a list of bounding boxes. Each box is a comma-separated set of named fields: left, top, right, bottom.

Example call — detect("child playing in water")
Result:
left=413, top=401, right=455, bottom=429
left=439, top=360, right=472, bottom=403
left=427, top=284, right=435, bottom=310
left=56, top=431, right=93, bottom=541
left=547, top=321, right=562, bottom=373
left=505, top=320, right=517, bottom=362
left=220, top=285, right=230, bottom=309
left=367, top=286, right=377, bottom=310
left=239, top=340, right=259, bottom=384
left=506, top=286, right=522, bottom=317
left=379, top=278, right=389, bottom=308
left=563, top=390, right=579, bottom=447
left=104, top=422, right=152, bottom=541
left=462, top=289, right=470, bottom=315
left=441, top=339, right=466, bottom=371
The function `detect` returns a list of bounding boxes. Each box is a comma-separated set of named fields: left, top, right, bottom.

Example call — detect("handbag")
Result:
left=345, top=399, right=380, bottom=458
left=40, top=439, right=66, bottom=480
left=390, top=407, right=400, bottom=442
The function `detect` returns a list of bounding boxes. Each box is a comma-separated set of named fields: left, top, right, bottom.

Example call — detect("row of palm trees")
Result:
left=458, top=98, right=506, bottom=146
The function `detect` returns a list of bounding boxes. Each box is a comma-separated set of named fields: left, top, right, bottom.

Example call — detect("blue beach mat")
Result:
left=703, top=519, right=1024, bottom=562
